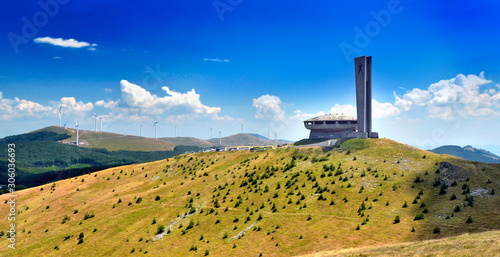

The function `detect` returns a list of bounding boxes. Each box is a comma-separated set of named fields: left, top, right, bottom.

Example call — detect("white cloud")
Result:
left=328, top=100, right=399, bottom=119
left=57, top=97, right=94, bottom=115
left=0, top=92, right=52, bottom=120
left=95, top=99, right=119, bottom=109
left=395, top=72, right=500, bottom=119
left=104, top=88, right=112, bottom=93
left=253, top=94, right=285, bottom=121
left=329, top=104, right=357, bottom=117
left=372, top=99, right=400, bottom=118
left=120, top=80, right=227, bottom=120
left=203, top=58, right=230, bottom=63
left=54, top=56, right=63, bottom=59
left=34, top=37, right=97, bottom=49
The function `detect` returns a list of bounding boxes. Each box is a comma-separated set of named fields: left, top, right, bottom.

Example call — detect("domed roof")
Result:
left=305, top=113, right=356, bottom=122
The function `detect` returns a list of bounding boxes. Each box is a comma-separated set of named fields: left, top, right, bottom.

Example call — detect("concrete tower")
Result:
left=355, top=55, right=372, bottom=138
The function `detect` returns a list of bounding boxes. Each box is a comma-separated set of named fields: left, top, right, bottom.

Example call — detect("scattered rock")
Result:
left=438, top=162, right=469, bottom=182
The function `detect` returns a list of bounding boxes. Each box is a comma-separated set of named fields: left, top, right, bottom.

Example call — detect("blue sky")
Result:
left=1, top=0, right=500, bottom=154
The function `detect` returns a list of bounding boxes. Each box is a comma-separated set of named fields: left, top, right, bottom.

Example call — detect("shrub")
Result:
left=466, top=216, right=473, bottom=223
left=433, top=227, right=440, bottom=233
left=307, top=214, right=312, bottom=221
left=394, top=216, right=400, bottom=224
left=155, top=195, right=161, bottom=201
left=454, top=205, right=461, bottom=212
left=83, top=213, right=95, bottom=220
left=402, top=201, right=408, bottom=208
left=156, top=225, right=165, bottom=235
left=152, top=218, right=156, bottom=224
left=414, top=213, right=424, bottom=220
left=450, top=194, right=457, bottom=200
left=61, top=215, right=70, bottom=224
left=355, top=224, right=360, bottom=230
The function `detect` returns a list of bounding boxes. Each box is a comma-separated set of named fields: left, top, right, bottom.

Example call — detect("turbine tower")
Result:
left=210, top=128, right=213, bottom=139
left=76, top=121, right=80, bottom=146
left=140, top=123, right=143, bottom=137
left=219, top=130, right=221, bottom=145
left=99, top=116, right=103, bottom=132
left=241, top=123, right=243, bottom=133
left=58, top=106, right=62, bottom=126
left=274, top=132, right=277, bottom=146
left=63, top=121, right=68, bottom=128
left=93, top=113, right=98, bottom=132
left=153, top=121, right=158, bottom=139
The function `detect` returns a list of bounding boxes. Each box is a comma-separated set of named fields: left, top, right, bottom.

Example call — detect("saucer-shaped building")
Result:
left=304, top=55, right=378, bottom=139
left=303, top=113, right=357, bottom=139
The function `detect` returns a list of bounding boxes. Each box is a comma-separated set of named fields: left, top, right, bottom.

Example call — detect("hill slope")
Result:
left=162, top=133, right=291, bottom=148
left=207, top=133, right=289, bottom=147
left=160, top=137, right=214, bottom=148
left=1, top=139, right=499, bottom=256
left=431, top=145, right=500, bottom=163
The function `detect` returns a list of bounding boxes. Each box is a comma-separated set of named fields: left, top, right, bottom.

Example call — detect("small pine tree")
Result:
left=433, top=227, right=440, bottom=233
left=355, top=224, right=360, bottom=230
left=394, top=216, right=400, bottom=224
left=402, top=201, right=408, bottom=208
left=466, top=216, right=473, bottom=223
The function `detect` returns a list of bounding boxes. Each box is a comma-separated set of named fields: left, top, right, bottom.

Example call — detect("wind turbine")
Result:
left=93, top=113, right=98, bottom=132
left=274, top=132, right=277, bottom=146
left=58, top=106, right=62, bottom=126
left=63, top=121, right=68, bottom=128
left=75, top=121, right=80, bottom=146
left=210, top=128, right=213, bottom=139
left=219, top=130, right=222, bottom=145
left=140, top=123, right=143, bottom=137
left=99, top=116, right=103, bottom=132
left=241, top=123, right=243, bottom=133
left=153, top=121, right=158, bottom=139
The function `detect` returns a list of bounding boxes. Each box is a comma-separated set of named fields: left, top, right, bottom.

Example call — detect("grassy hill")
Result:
left=161, top=137, right=214, bottom=148
left=0, top=139, right=499, bottom=256
left=301, top=230, right=500, bottom=256
left=0, top=127, right=196, bottom=189
left=207, top=133, right=289, bottom=147
left=431, top=145, right=500, bottom=164
left=161, top=133, right=290, bottom=148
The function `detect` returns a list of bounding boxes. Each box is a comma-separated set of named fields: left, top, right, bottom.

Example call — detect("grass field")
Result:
left=0, top=138, right=498, bottom=256
left=302, top=230, right=500, bottom=256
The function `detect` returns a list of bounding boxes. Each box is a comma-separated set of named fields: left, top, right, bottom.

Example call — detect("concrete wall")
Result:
left=355, top=55, right=372, bottom=135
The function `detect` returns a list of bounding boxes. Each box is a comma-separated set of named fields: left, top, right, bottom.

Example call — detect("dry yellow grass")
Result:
left=0, top=139, right=498, bottom=256
left=300, top=230, right=500, bottom=256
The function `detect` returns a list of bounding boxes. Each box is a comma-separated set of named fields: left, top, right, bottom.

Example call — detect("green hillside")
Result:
left=207, top=133, right=287, bottom=147
left=161, top=137, right=214, bottom=148
left=431, top=145, right=500, bottom=163
left=0, top=139, right=499, bottom=256
left=162, top=133, right=290, bottom=148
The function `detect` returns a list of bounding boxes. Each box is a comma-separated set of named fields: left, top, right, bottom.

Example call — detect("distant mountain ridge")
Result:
left=430, top=145, right=500, bottom=163
left=162, top=133, right=291, bottom=148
